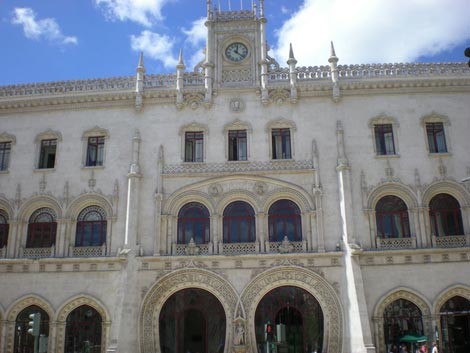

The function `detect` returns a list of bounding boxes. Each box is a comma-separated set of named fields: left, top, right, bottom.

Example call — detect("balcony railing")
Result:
left=69, top=244, right=107, bottom=257
left=376, top=237, right=416, bottom=250
left=219, top=242, right=260, bottom=255
left=21, top=245, right=56, bottom=259
left=432, top=235, right=470, bottom=248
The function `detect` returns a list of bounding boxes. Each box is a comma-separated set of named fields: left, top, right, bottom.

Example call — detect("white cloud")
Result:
left=181, top=17, right=206, bottom=70
left=130, top=30, right=178, bottom=68
left=11, top=8, right=78, bottom=45
left=182, top=17, right=206, bottom=48
left=95, top=0, right=169, bottom=27
left=273, top=0, right=469, bottom=66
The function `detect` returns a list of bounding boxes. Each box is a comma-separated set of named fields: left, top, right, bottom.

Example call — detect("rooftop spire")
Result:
left=287, top=43, right=297, bottom=64
left=137, top=52, right=145, bottom=71
left=328, top=41, right=338, bottom=63
left=177, top=48, right=185, bottom=69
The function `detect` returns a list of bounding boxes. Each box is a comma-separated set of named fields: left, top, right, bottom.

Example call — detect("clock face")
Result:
left=225, top=42, right=249, bottom=62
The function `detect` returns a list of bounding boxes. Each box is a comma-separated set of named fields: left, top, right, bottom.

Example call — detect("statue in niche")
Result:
left=234, top=322, right=245, bottom=345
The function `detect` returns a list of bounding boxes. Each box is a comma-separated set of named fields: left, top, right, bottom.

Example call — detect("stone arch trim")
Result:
left=368, top=114, right=399, bottom=128
left=66, top=193, right=114, bottom=220
left=422, top=181, right=470, bottom=207
left=5, top=295, right=55, bottom=353
left=373, top=288, right=431, bottom=353
left=433, top=285, right=470, bottom=316
left=139, top=268, right=240, bottom=353
left=367, top=182, right=418, bottom=209
left=0, top=196, right=14, bottom=220
left=17, top=195, right=63, bottom=222
left=263, top=188, right=314, bottom=213
left=55, top=295, right=111, bottom=353
left=241, top=266, right=343, bottom=353
left=216, top=190, right=260, bottom=214
left=163, top=190, right=215, bottom=216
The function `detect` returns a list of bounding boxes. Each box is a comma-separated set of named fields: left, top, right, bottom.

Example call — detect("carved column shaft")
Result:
left=6, top=220, right=19, bottom=258
left=256, top=212, right=266, bottom=252
left=154, top=194, right=163, bottom=256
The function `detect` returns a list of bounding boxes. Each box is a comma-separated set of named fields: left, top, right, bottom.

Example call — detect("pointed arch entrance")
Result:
left=159, top=288, right=226, bottom=353
left=241, top=266, right=343, bottom=353
left=139, top=268, right=239, bottom=353
left=255, top=286, right=324, bottom=353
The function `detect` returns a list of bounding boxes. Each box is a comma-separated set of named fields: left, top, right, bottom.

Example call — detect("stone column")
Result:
left=314, top=189, right=325, bottom=252
left=336, top=121, right=376, bottom=353
left=256, top=212, right=266, bottom=253
left=212, top=213, right=221, bottom=254
left=6, top=220, right=19, bottom=258
left=153, top=194, right=163, bottom=256
left=410, top=207, right=420, bottom=248
left=55, top=218, right=69, bottom=257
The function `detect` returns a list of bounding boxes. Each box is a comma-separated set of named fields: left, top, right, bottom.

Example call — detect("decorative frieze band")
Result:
left=163, top=160, right=314, bottom=175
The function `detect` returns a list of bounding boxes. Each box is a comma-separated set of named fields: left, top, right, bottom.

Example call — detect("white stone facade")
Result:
left=0, top=2, right=469, bottom=353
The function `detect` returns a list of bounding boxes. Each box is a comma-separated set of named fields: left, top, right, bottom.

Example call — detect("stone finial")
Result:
left=135, top=52, right=145, bottom=111
left=176, top=51, right=185, bottom=108
left=287, top=43, right=298, bottom=103
left=287, top=43, right=297, bottom=65
left=177, top=48, right=185, bottom=70
left=328, top=41, right=340, bottom=102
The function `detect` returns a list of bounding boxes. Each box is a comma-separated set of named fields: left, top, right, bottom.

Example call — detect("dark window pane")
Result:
left=374, top=124, right=395, bottom=155
left=38, top=139, right=57, bottom=169
left=426, top=122, right=447, bottom=153
left=0, top=142, right=11, bottom=171
left=375, top=196, right=410, bottom=238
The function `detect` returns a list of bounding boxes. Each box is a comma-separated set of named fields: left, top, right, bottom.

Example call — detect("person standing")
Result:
left=431, top=342, right=438, bottom=353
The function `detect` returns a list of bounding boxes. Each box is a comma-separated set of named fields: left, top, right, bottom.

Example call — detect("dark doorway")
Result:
left=159, top=288, right=226, bottom=353
left=440, top=296, right=470, bottom=353
left=255, top=286, right=323, bottom=353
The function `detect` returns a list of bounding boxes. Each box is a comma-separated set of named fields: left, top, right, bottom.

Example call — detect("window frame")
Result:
left=177, top=202, right=210, bottom=244
left=268, top=199, right=302, bottom=242
left=369, top=115, right=399, bottom=157
left=0, top=133, right=15, bottom=172
left=26, top=208, right=57, bottom=248
left=184, top=131, right=204, bottom=162
left=34, top=130, right=62, bottom=170
left=0, top=210, right=9, bottom=249
left=375, top=196, right=411, bottom=239
left=267, top=119, right=296, bottom=161
left=38, top=139, right=58, bottom=169
left=82, top=127, right=109, bottom=168
left=179, top=122, right=209, bottom=163
left=426, top=122, right=448, bottom=154
left=429, top=194, right=464, bottom=236
left=75, top=206, right=107, bottom=247
left=421, top=113, right=451, bottom=155
left=223, top=201, right=256, bottom=243
left=224, top=119, right=252, bottom=162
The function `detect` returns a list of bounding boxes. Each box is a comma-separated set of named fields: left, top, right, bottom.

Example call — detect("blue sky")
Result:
left=0, top=0, right=469, bottom=86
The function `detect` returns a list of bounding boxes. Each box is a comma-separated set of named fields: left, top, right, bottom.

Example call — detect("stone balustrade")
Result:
left=1, top=63, right=467, bottom=99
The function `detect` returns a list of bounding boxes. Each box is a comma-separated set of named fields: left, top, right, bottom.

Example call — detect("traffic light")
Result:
left=27, top=312, right=41, bottom=337
left=265, top=322, right=274, bottom=342
left=465, top=47, right=470, bottom=68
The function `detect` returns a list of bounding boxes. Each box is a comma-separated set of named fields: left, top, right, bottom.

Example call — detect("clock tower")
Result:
left=203, top=0, right=269, bottom=96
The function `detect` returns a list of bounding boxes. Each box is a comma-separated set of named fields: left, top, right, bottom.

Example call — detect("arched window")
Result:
left=375, top=196, right=410, bottom=238
left=268, top=200, right=302, bottom=242
left=75, top=206, right=107, bottom=247
left=14, top=305, right=49, bottom=353
left=223, top=201, right=256, bottom=243
left=65, top=305, right=102, bottom=353
left=383, top=299, right=424, bottom=352
left=27, top=208, right=57, bottom=248
left=0, top=210, right=9, bottom=249
left=177, top=202, right=210, bottom=244
left=430, top=194, right=464, bottom=236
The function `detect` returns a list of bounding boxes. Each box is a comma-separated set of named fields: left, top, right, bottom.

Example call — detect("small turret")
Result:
left=287, top=43, right=298, bottom=103
left=135, top=52, right=145, bottom=111
left=176, top=49, right=185, bottom=109
left=328, top=41, right=340, bottom=102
